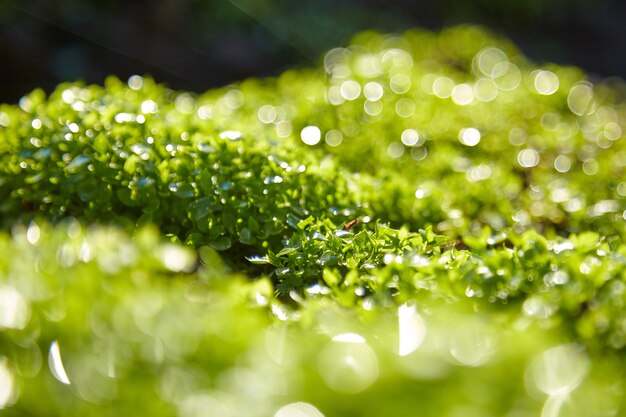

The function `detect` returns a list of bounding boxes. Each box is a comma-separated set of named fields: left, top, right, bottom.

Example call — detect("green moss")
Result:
left=1, top=25, right=626, bottom=416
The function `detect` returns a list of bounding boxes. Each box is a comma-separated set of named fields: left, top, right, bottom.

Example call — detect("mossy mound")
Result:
left=1, top=25, right=626, bottom=416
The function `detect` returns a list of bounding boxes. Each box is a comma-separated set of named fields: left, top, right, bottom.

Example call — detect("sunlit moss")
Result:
left=1, top=25, right=626, bottom=416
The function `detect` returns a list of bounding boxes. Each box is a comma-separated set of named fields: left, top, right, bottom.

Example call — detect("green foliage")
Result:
left=1, top=25, right=626, bottom=416
left=0, top=223, right=624, bottom=416
left=0, top=78, right=361, bottom=262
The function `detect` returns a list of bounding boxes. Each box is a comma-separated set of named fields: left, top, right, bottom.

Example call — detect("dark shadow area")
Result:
left=1, top=0, right=625, bottom=103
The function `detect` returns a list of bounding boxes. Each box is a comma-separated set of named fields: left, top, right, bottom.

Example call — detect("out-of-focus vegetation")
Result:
left=2, top=0, right=625, bottom=103
left=2, top=25, right=626, bottom=416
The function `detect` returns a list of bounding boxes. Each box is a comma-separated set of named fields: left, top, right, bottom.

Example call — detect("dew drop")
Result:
left=301, top=126, right=321, bottom=146
left=451, top=83, right=475, bottom=105
left=48, top=341, right=71, bottom=385
left=141, top=100, right=158, bottom=114
left=387, top=142, right=405, bottom=158
left=582, top=159, right=599, bottom=176
left=523, top=296, right=556, bottom=319
left=493, top=63, right=521, bottom=91
left=363, top=82, right=384, bottom=101
left=317, top=333, right=379, bottom=394
left=534, top=70, right=559, bottom=95
left=275, top=402, right=325, bottom=417
left=114, top=113, right=135, bottom=123
left=340, top=80, right=361, bottom=100
left=401, top=129, right=421, bottom=146
left=529, top=344, right=589, bottom=396
left=334, top=229, right=353, bottom=238
left=364, top=100, right=383, bottom=116
left=554, top=155, right=571, bottom=172
left=26, top=222, right=41, bottom=245
left=459, top=128, right=481, bottom=146
left=395, top=98, right=415, bottom=117
left=0, top=287, right=29, bottom=330
left=327, top=86, right=345, bottom=105
left=474, top=78, right=498, bottom=102
left=325, top=130, right=343, bottom=147
left=517, top=149, right=540, bottom=168
left=158, top=244, right=196, bottom=272
left=263, top=175, right=284, bottom=185
left=447, top=320, right=496, bottom=367
left=398, top=304, right=426, bottom=356
left=432, top=76, right=454, bottom=98
left=128, top=75, right=144, bottom=90
left=475, top=47, right=508, bottom=77
left=219, top=130, right=243, bottom=141
left=390, top=74, right=411, bottom=94
left=258, top=105, right=277, bottom=124
left=568, top=83, right=595, bottom=116
left=0, top=360, right=16, bottom=409
left=604, top=122, right=622, bottom=141
left=410, top=146, right=428, bottom=161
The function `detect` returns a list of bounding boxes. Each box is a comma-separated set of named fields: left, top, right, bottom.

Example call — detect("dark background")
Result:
left=1, top=0, right=625, bottom=104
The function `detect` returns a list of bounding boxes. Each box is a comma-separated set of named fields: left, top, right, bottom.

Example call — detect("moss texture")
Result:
left=1, top=25, right=626, bottom=416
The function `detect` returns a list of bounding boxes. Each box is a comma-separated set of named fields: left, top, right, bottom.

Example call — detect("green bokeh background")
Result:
left=2, top=0, right=626, bottom=103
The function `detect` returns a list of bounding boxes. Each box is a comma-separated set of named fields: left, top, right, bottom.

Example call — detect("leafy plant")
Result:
left=1, top=25, right=626, bottom=416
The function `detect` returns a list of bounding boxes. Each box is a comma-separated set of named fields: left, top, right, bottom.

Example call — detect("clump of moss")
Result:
left=1, top=25, right=626, bottom=416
